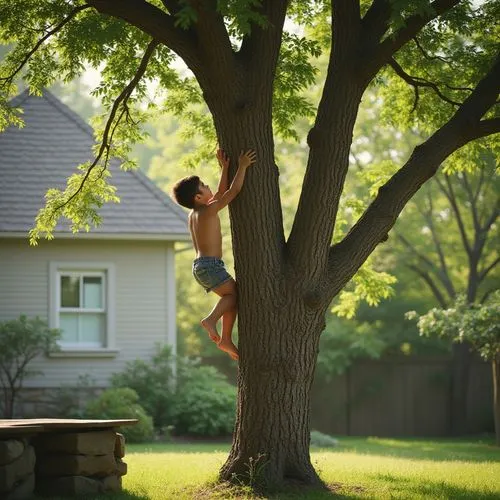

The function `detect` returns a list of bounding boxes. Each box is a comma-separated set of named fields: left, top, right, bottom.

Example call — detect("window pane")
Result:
left=61, top=276, right=80, bottom=307
left=81, top=314, right=105, bottom=346
left=60, top=313, right=78, bottom=343
left=83, top=277, right=103, bottom=309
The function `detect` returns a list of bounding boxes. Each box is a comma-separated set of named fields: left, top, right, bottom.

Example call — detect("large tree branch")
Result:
left=287, top=0, right=363, bottom=285
left=360, top=0, right=391, bottom=48
left=239, top=0, right=289, bottom=90
left=467, top=118, right=500, bottom=142
left=160, top=0, right=180, bottom=14
left=86, top=0, right=203, bottom=74
left=186, top=0, right=235, bottom=80
left=319, top=53, right=500, bottom=305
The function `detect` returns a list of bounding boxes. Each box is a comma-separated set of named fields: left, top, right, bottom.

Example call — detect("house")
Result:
left=0, top=89, right=189, bottom=416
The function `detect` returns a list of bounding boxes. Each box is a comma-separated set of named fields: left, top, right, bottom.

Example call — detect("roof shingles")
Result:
left=0, top=90, right=188, bottom=239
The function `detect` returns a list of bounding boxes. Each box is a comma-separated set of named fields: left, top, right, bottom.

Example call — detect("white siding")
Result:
left=0, top=237, right=175, bottom=387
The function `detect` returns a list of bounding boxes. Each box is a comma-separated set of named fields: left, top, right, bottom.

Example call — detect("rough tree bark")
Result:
left=20, top=0, right=500, bottom=489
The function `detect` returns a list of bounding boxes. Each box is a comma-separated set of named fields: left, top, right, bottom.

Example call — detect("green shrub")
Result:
left=85, top=388, right=154, bottom=443
left=111, top=344, right=175, bottom=429
left=310, top=430, right=338, bottom=447
left=0, top=315, right=60, bottom=417
left=173, top=360, right=236, bottom=436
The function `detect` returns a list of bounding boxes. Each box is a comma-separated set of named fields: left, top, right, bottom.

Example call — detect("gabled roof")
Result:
left=0, top=89, right=189, bottom=240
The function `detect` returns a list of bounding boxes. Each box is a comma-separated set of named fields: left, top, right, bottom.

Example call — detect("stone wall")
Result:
left=16, top=386, right=103, bottom=419
left=35, top=430, right=127, bottom=496
left=0, top=420, right=136, bottom=498
left=0, top=437, right=35, bottom=500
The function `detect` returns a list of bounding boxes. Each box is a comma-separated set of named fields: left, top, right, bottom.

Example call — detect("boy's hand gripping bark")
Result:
left=206, top=149, right=256, bottom=212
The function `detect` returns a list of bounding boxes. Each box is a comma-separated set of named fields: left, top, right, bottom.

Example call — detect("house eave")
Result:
left=0, top=231, right=191, bottom=242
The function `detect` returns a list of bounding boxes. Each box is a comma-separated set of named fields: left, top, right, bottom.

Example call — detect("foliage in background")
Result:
left=0, top=315, right=60, bottom=418
left=317, top=317, right=386, bottom=379
left=109, top=348, right=237, bottom=437
left=111, top=343, right=175, bottom=430
left=407, top=293, right=500, bottom=363
left=172, top=358, right=237, bottom=436
left=85, top=387, right=155, bottom=443
left=309, top=430, right=338, bottom=448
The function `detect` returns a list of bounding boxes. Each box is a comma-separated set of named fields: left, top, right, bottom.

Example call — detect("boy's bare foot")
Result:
left=201, top=318, right=220, bottom=344
left=218, top=340, right=239, bottom=361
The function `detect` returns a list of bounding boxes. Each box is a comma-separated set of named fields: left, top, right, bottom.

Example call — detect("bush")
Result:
left=48, top=374, right=96, bottom=419
left=310, top=430, right=338, bottom=447
left=0, top=315, right=60, bottom=417
left=85, top=388, right=154, bottom=443
left=173, top=360, right=236, bottom=436
left=111, top=344, right=175, bottom=430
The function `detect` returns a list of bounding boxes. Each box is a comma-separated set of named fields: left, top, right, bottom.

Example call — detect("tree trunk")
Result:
left=219, top=294, right=326, bottom=488
left=207, top=93, right=328, bottom=488
left=493, top=353, right=500, bottom=446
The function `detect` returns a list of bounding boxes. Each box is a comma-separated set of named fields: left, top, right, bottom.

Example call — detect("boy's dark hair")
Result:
left=172, top=175, right=201, bottom=209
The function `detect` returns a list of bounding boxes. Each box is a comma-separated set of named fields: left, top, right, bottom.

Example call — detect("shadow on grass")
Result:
left=372, top=473, right=500, bottom=500
left=34, top=492, right=151, bottom=500
left=181, top=480, right=367, bottom=499
left=321, top=436, right=499, bottom=463
left=185, top=473, right=500, bottom=500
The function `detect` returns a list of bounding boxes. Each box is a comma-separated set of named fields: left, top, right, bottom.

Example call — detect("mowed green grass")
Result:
left=116, top=437, right=499, bottom=499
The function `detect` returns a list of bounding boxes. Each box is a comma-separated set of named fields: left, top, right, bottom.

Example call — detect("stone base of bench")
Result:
left=0, top=419, right=137, bottom=498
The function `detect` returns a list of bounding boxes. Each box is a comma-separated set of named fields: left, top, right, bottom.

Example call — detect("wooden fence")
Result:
left=310, top=356, right=493, bottom=436
left=209, top=355, right=493, bottom=437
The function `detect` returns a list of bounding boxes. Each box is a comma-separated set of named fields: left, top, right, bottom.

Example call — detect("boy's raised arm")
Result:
left=211, top=149, right=229, bottom=201
left=207, top=149, right=256, bottom=212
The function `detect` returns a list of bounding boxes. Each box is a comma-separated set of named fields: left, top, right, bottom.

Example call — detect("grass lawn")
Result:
left=111, top=437, right=500, bottom=499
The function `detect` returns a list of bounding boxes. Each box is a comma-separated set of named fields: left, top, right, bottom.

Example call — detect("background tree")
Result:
left=408, top=292, right=500, bottom=445
left=390, top=157, right=499, bottom=433
left=0, top=315, right=60, bottom=418
left=1, top=0, right=499, bottom=491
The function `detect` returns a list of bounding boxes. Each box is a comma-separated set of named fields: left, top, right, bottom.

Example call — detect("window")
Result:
left=49, top=262, right=116, bottom=354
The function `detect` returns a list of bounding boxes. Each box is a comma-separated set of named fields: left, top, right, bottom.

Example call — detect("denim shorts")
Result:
left=192, top=257, right=233, bottom=293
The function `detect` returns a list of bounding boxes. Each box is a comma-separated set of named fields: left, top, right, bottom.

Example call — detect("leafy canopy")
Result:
left=0, top=1, right=498, bottom=319
left=0, top=0, right=497, bottom=242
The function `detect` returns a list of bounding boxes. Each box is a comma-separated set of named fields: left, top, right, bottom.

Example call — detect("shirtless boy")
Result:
left=172, top=148, right=256, bottom=361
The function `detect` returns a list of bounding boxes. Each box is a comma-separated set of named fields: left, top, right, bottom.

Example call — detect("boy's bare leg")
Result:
left=220, top=307, right=238, bottom=360
left=201, top=279, right=239, bottom=360
left=200, top=293, right=235, bottom=344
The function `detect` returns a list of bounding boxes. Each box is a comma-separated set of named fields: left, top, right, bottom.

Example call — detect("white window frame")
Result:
left=49, top=262, right=117, bottom=357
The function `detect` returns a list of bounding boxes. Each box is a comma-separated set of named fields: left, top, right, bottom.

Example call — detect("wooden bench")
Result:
left=0, top=418, right=137, bottom=499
